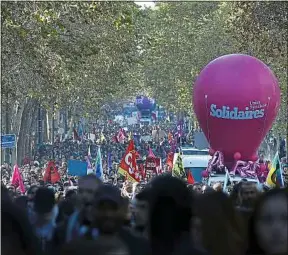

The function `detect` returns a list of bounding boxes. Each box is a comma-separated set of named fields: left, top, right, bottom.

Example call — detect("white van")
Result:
left=174, top=147, right=211, bottom=182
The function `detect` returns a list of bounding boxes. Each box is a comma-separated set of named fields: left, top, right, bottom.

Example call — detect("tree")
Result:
left=225, top=2, right=287, bottom=134
left=1, top=1, right=142, bottom=162
left=2, top=1, right=286, bottom=162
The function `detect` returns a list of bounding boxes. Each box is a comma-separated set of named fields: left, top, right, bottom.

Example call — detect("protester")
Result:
left=195, top=192, right=246, bottom=255
left=246, top=188, right=288, bottom=255
left=2, top=197, right=43, bottom=255
left=237, top=181, right=259, bottom=212
left=132, top=188, right=150, bottom=237
left=31, top=187, right=59, bottom=253
left=147, top=175, right=205, bottom=255
left=54, top=174, right=102, bottom=245
left=1, top=107, right=287, bottom=255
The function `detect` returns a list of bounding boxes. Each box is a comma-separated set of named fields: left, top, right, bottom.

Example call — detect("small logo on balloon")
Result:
left=210, top=104, right=265, bottom=120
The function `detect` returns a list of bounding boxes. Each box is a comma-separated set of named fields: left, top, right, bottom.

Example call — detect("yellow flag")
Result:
left=266, top=152, right=282, bottom=187
left=172, top=153, right=186, bottom=179
left=100, top=132, right=106, bottom=142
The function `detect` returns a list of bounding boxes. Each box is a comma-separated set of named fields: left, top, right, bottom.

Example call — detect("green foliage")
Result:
left=134, top=2, right=287, bottom=133
left=225, top=2, right=287, bottom=134
left=1, top=1, right=141, bottom=114
left=1, top=1, right=286, bottom=134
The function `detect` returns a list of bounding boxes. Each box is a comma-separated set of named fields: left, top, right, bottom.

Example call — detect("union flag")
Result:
left=118, top=140, right=140, bottom=183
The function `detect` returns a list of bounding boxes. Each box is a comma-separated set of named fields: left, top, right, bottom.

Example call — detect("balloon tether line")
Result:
left=260, top=97, right=271, bottom=140
left=204, top=95, right=211, bottom=145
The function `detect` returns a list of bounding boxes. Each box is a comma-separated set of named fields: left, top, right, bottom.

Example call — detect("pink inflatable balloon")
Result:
left=193, top=54, right=280, bottom=167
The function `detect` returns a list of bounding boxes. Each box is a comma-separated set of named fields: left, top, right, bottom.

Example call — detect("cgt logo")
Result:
left=125, top=152, right=138, bottom=174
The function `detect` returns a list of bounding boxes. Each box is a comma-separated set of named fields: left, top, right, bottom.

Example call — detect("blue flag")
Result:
left=95, top=147, right=103, bottom=179
left=108, top=152, right=112, bottom=171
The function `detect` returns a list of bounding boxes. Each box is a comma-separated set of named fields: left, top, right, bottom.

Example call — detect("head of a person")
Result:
left=134, top=188, right=150, bottom=228
left=14, top=195, right=29, bottom=210
left=91, top=184, right=124, bottom=234
left=230, top=182, right=242, bottom=206
left=77, top=174, right=102, bottom=209
left=201, top=185, right=214, bottom=194
left=191, top=183, right=202, bottom=194
left=195, top=192, right=245, bottom=255
left=247, top=188, right=288, bottom=255
left=2, top=199, right=42, bottom=255
left=213, top=182, right=223, bottom=192
left=148, top=175, right=193, bottom=247
left=7, top=186, right=16, bottom=199
left=33, top=187, right=56, bottom=222
left=239, top=181, right=258, bottom=208
left=65, top=189, right=77, bottom=202
left=26, top=185, right=38, bottom=209
left=57, top=200, right=75, bottom=223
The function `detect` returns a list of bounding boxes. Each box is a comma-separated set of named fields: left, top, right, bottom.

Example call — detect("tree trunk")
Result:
left=17, top=99, right=37, bottom=164
left=46, top=110, right=51, bottom=143
left=42, top=109, right=48, bottom=142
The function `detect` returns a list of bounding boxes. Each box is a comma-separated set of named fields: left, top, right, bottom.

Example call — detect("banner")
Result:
left=141, top=135, right=152, bottom=142
left=145, top=157, right=157, bottom=174
left=118, top=140, right=140, bottom=183
left=68, top=160, right=88, bottom=176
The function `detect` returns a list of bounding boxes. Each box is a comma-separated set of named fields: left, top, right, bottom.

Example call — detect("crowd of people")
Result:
left=1, top=116, right=287, bottom=255
left=2, top=173, right=288, bottom=255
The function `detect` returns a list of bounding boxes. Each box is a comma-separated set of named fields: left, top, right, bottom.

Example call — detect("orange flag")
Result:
left=187, top=171, right=195, bottom=185
left=43, top=161, right=61, bottom=183
left=118, top=140, right=140, bottom=183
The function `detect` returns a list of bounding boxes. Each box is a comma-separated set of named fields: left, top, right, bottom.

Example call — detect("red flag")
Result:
left=118, top=140, right=140, bottom=183
left=138, top=163, right=146, bottom=179
left=117, top=129, right=125, bottom=143
left=135, top=150, right=140, bottom=159
left=11, top=165, right=25, bottom=194
left=187, top=171, right=195, bottom=185
left=43, top=161, right=61, bottom=183
left=148, top=148, right=156, bottom=158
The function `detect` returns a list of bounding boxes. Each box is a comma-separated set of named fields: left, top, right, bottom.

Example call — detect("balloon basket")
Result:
left=204, top=167, right=260, bottom=194
left=203, top=150, right=268, bottom=188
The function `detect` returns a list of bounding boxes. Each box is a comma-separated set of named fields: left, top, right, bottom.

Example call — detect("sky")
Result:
left=135, top=1, right=156, bottom=9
